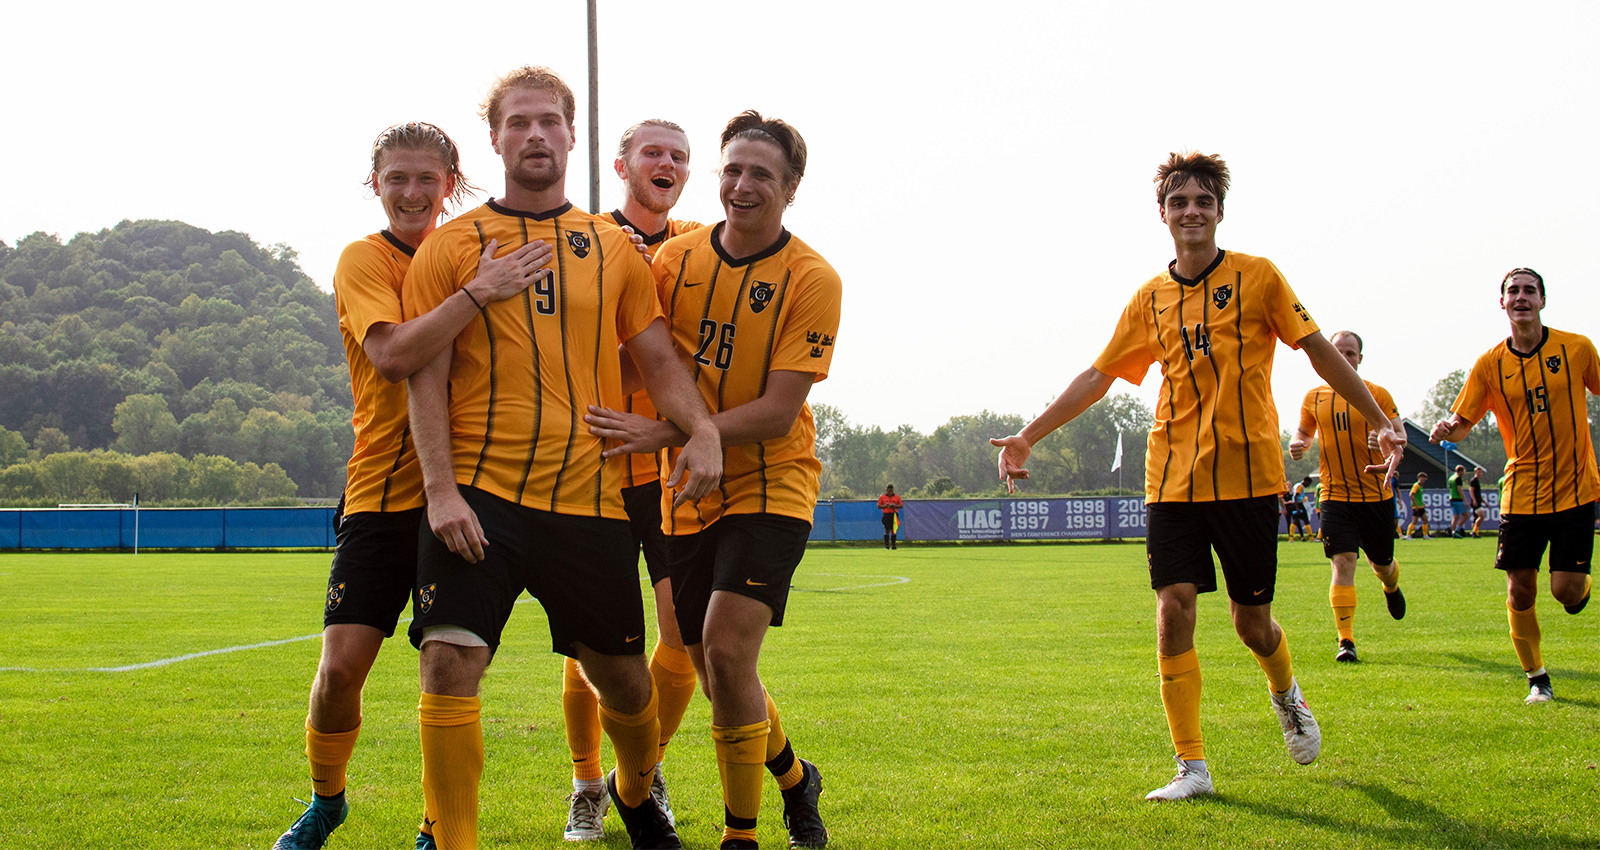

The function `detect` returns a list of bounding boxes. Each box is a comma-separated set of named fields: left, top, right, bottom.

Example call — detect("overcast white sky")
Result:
left=5, top=1, right=1597, bottom=439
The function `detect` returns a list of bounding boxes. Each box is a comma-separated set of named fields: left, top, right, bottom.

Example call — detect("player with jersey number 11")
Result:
left=990, top=151, right=1404, bottom=801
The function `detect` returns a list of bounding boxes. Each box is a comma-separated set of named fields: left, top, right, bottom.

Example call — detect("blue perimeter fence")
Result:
left=0, top=489, right=1497, bottom=550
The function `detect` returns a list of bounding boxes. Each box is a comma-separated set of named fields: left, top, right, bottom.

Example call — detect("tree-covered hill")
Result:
left=0, top=220, right=353, bottom=499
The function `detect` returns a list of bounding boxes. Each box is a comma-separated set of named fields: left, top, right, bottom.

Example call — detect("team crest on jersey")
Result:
left=565, top=230, right=591, bottom=259
left=418, top=583, right=436, bottom=614
left=750, top=281, right=776, bottom=313
left=1547, top=355, right=1562, bottom=374
left=1212, top=284, right=1233, bottom=310
left=326, top=581, right=345, bottom=612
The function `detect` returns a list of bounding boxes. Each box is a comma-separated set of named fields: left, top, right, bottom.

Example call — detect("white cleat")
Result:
left=1145, top=756, right=1214, bottom=800
left=650, top=763, right=675, bottom=827
left=563, top=784, right=611, bottom=841
left=1271, top=678, right=1322, bottom=765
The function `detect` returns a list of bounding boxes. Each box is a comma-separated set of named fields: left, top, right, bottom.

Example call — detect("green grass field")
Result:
left=2, top=539, right=1597, bottom=849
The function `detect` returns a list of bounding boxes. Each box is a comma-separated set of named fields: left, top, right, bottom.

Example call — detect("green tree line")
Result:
left=0, top=220, right=353, bottom=500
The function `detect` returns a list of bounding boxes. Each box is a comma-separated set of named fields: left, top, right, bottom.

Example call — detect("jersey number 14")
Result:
left=1179, top=323, right=1211, bottom=362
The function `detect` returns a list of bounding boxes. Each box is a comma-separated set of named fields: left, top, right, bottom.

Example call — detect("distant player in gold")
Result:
left=991, top=152, right=1404, bottom=801
left=274, top=122, right=553, bottom=850
left=586, top=110, right=838, bottom=848
left=560, top=119, right=705, bottom=841
left=1407, top=473, right=1431, bottom=539
left=1470, top=467, right=1488, bottom=537
left=1431, top=267, right=1598, bottom=704
left=1289, top=330, right=1408, bottom=664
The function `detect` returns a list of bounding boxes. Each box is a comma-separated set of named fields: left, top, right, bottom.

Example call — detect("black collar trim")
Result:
left=380, top=230, right=417, bottom=258
left=1168, top=249, right=1226, bottom=287
left=610, top=210, right=670, bottom=246
left=711, top=222, right=791, bottom=267
left=1507, top=326, right=1550, bottom=359
left=487, top=198, right=574, bottom=220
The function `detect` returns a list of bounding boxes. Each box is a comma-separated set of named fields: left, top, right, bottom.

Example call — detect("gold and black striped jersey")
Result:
left=1453, top=327, right=1600, bottom=515
left=401, top=200, right=662, bottom=520
left=334, top=231, right=425, bottom=513
left=599, top=211, right=706, bottom=487
left=1094, top=250, right=1320, bottom=503
left=1298, top=380, right=1399, bottom=502
left=653, top=224, right=842, bottom=533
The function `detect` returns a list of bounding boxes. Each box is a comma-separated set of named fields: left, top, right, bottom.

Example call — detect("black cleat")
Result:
left=1385, top=587, right=1406, bottom=620
left=780, top=759, right=829, bottom=848
left=1335, top=639, right=1359, bottom=663
left=720, top=840, right=761, bottom=849
left=606, top=769, right=682, bottom=849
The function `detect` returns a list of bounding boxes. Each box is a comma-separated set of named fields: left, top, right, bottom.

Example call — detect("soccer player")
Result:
left=989, top=152, right=1404, bottom=801
left=560, top=118, right=705, bottom=842
left=878, top=484, right=904, bottom=550
left=585, top=110, right=838, bottom=849
left=1288, top=330, right=1408, bottom=664
left=1430, top=267, right=1598, bottom=704
left=1289, top=477, right=1313, bottom=541
left=272, top=122, right=554, bottom=850
left=1470, top=467, right=1487, bottom=537
left=1448, top=464, right=1470, bottom=537
left=402, top=67, right=723, bottom=850
left=1406, top=473, right=1431, bottom=539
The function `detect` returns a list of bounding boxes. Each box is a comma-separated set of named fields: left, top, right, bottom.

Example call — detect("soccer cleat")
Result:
left=720, top=841, right=761, bottom=849
left=1385, top=587, right=1406, bottom=620
left=1144, top=755, right=1214, bottom=801
left=1335, top=639, right=1359, bottom=663
left=650, top=763, right=675, bottom=828
left=415, top=831, right=437, bottom=850
left=606, top=769, right=681, bottom=849
left=1270, top=679, right=1321, bottom=765
left=780, top=759, right=829, bottom=848
left=272, top=794, right=349, bottom=850
left=1526, top=673, right=1554, bottom=704
left=564, top=783, right=612, bottom=842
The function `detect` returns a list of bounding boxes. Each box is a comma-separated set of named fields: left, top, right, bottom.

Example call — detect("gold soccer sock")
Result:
left=713, top=720, right=770, bottom=846
left=599, top=687, right=660, bottom=809
left=1253, top=632, right=1295, bottom=695
left=1330, top=584, right=1357, bottom=643
left=419, top=693, right=482, bottom=850
left=1377, top=562, right=1401, bottom=594
left=562, top=657, right=604, bottom=782
left=650, top=642, right=698, bottom=764
left=1158, top=648, right=1204, bottom=761
left=1508, top=602, right=1543, bottom=674
left=763, top=690, right=805, bottom=791
left=305, top=718, right=360, bottom=798
left=1472, top=516, right=1483, bottom=534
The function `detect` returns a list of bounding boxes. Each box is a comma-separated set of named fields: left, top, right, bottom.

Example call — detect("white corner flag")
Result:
left=1111, top=431, right=1123, bottom=472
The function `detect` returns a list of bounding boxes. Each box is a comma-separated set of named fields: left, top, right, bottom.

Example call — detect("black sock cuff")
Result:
left=766, top=740, right=796, bottom=778
left=724, top=807, right=757, bottom=830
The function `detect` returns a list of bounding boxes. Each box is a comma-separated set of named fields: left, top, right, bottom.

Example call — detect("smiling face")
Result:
left=375, top=148, right=453, bottom=247
left=617, top=125, right=690, bottom=215
left=1160, top=176, right=1221, bottom=251
left=719, top=137, right=794, bottom=237
left=1500, top=272, right=1546, bottom=327
left=491, top=87, right=574, bottom=195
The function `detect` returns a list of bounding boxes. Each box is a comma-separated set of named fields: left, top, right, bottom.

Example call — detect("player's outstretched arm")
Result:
left=989, top=366, right=1116, bottom=493
left=620, top=319, right=723, bottom=506
left=407, top=349, right=487, bottom=562
left=1301, top=332, right=1405, bottom=471
left=1430, top=413, right=1475, bottom=444
left=365, top=239, right=553, bottom=383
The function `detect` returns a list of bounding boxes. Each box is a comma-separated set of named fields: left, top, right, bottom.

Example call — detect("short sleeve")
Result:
left=1452, top=353, right=1495, bottom=425
left=1581, top=336, right=1600, bottom=395
left=402, top=232, right=470, bottom=322
left=769, top=263, right=843, bottom=381
left=1297, top=390, right=1318, bottom=437
left=1092, top=291, right=1155, bottom=385
left=334, top=241, right=403, bottom=345
left=614, top=248, right=664, bottom=343
left=1371, top=384, right=1400, bottom=420
left=1261, top=261, right=1320, bottom=349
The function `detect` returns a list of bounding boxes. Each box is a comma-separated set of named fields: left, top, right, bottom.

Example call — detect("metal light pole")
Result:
left=587, top=0, right=600, bottom=214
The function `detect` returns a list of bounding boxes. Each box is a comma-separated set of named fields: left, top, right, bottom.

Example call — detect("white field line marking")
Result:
left=3, top=597, right=546, bottom=674
left=794, top=573, right=912, bottom=592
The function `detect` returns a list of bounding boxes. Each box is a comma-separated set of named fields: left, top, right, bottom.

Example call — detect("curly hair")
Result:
left=480, top=66, right=576, bottom=131
left=720, top=110, right=807, bottom=197
left=1154, top=151, right=1231, bottom=214
left=367, top=121, right=478, bottom=209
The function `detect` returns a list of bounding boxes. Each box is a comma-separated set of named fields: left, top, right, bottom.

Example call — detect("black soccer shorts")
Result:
left=1495, top=502, right=1597, bottom=575
left=407, top=485, right=646, bottom=658
left=1146, top=495, right=1280, bottom=605
left=667, top=513, right=812, bottom=646
left=1320, top=499, right=1395, bottom=566
left=622, top=480, right=671, bottom=586
left=324, top=507, right=425, bottom=635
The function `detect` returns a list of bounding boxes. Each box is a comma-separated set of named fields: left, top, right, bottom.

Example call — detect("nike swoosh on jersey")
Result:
left=1158, top=305, right=1170, bottom=315
left=684, top=281, right=707, bottom=287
